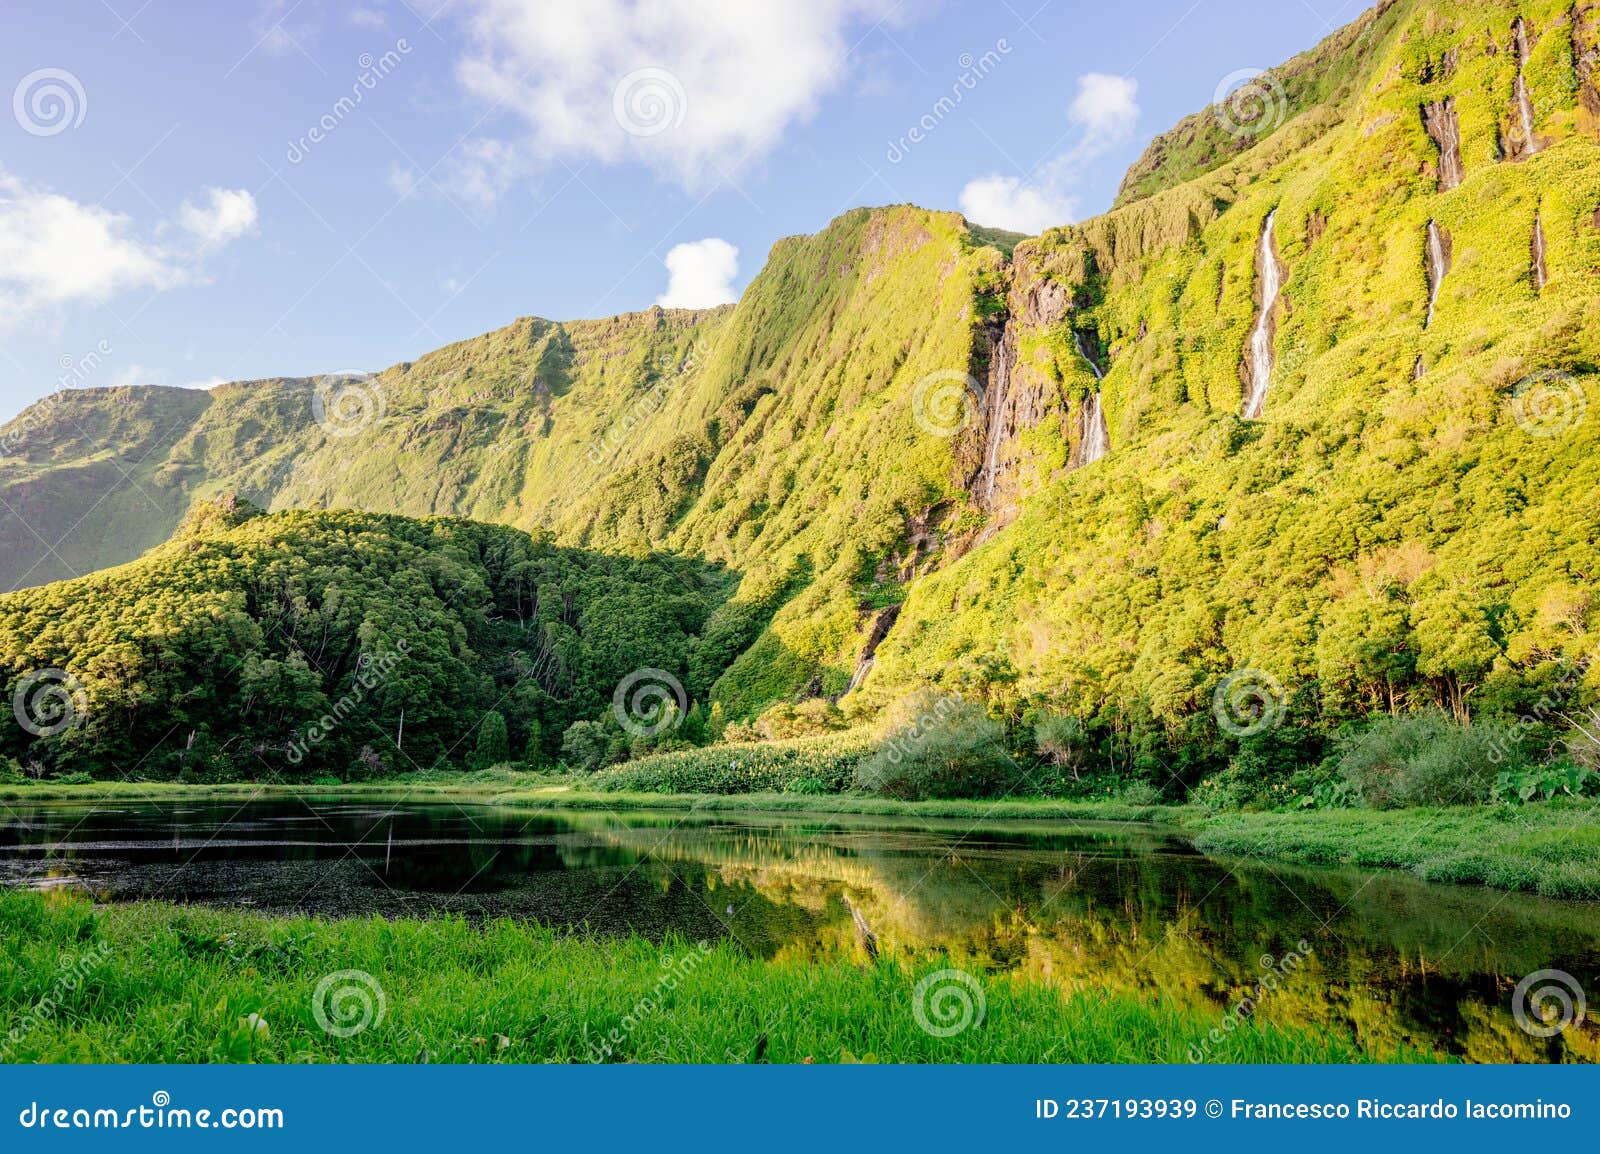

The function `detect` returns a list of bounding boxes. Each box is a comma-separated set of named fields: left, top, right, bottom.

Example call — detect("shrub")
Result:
left=1033, top=713, right=1089, bottom=779
left=560, top=720, right=611, bottom=773
left=723, top=698, right=849, bottom=743
left=852, top=691, right=1018, bottom=800
left=591, top=733, right=869, bottom=793
left=1336, top=711, right=1526, bottom=808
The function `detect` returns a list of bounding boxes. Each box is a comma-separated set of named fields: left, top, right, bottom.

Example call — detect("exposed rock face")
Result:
left=845, top=602, right=901, bottom=695
left=973, top=272, right=1071, bottom=511
left=1576, top=3, right=1600, bottom=139
left=1532, top=210, right=1548, bottom=291
left=1506, top=18, right=1543, bottom=159
left=1421, top=97, right=1465, bottom=190
left=1424, top=219, right=1452, bottom=328
left=1241, top=209, right=1285, bottom=419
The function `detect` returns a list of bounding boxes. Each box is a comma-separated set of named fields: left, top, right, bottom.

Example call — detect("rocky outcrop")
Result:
left=1532, top=210, right=1549, bottom=292
left=1421, top=97, right=1464, bottom=191
left=972, top=270, right=1072, bottom=511
left=1424, top=220, right=1452, bottom=328
left=1576, top=4, right=1600, bottom=139
left=845, top=603, right=901, bottom=695
left=1506, top=18, right=1543, bottom=159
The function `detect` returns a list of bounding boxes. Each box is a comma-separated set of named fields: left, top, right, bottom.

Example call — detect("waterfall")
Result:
left=1241, top=209, right=1281, bottom=420
left=1078, top=390, right=1109, bottom=465
left=1421, top=98, right=1464, bottom=190
left=978, top=325, right=1013, bottom=505
left=1532, top=211, right=1548, bottom=291
left=1424, top=219, right=1450, bottom=328
left=1512, top=18, right=1541, bottom=158
left=1073, top=330, right=1104, bottom=380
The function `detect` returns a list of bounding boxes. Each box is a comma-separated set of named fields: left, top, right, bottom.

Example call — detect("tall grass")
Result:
left=0, top=892, right=1430, bottom=1065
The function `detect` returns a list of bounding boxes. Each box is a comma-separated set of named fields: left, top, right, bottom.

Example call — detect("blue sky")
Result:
left=0, top=0, right=1351, bottom=422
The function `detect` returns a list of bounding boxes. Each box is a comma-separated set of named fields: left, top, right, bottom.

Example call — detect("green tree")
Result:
left=522, top=719, right=543, bottom=771
left=471, top=712, right=510, bottom=770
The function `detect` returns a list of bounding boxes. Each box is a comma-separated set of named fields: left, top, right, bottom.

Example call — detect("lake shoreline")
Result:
left=3, top=778, right=1597, bottom=901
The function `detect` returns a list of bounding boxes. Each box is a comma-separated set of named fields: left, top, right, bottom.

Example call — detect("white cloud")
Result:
left=657, top=237, right=739, bottom=308
left=0, top=170, right=257, bottom=324
left=1068, top=72, right=1140, bottom=144
left=179, top=187, right=259, bottom=249
left=958, top=176, right=1076, bottom=235
left=957, top=73, right=1138, bottom=235
left=0, top=173, right=184, bottom=313
left=453, top=0, right=900, bottom=192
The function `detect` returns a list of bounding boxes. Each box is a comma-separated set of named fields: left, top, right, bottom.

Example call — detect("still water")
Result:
left=2, top=799, right=1597, bottom=1061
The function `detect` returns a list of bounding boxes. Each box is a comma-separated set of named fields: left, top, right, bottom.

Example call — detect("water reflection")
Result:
left=2, top=800, right=1597, bottom=1062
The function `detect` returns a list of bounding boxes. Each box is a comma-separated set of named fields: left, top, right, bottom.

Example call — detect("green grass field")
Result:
left=0, top=891, right=1436, bottom=1065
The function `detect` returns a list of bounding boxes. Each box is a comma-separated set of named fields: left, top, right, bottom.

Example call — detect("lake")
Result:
left=2, top=798, right=1597, bottom=1062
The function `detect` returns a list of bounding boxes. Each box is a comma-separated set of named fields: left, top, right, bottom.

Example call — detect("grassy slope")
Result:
left=864, top=0, right=1600, bottom=726
left=0, top=891, right=1422, bottom=1063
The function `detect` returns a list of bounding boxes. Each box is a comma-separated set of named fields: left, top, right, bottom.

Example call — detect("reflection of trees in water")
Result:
left=561, top=819, right=1600, bottom=1062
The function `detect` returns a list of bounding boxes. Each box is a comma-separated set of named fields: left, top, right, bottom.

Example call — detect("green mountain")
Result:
left=4, top=0, right=1598, bottom=778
